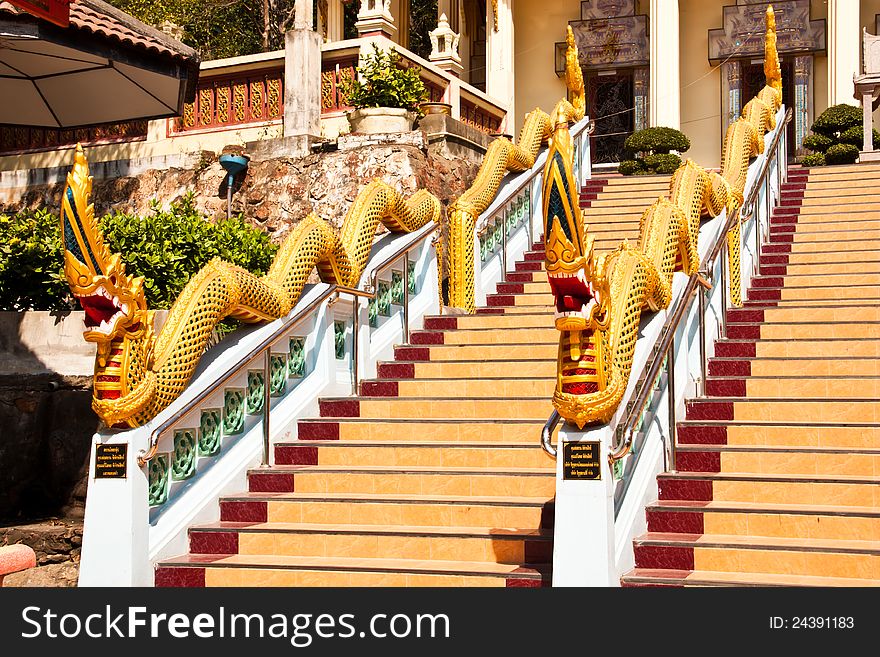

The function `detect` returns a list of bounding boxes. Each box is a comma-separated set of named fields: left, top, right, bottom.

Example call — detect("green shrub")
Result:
left=618, top=159, right=647, bottom=176
left=0, top=193, right=278, bottom=311
left=800, top=152, right=826, bottom=167
left=839, top=125, right=880, bottom=149
left=801, top=104, right=866, bottom=166
left=801, top=133, right=833, bottom=153
left=810, top=104, right=862, bottom=138
left=624, top=127, right=691, bottom=155
left=824, top=142, right=859, bottom=166
left=339, top=44, right=427, bottom=112
left=643, top=153, right=682, bottom=174
left=0, top=208, right=70, bottom=311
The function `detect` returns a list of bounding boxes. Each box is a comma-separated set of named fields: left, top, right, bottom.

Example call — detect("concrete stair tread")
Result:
left=660, top=471, right=880, bottom=484
left=650, top=499, right=880, bottom=516
left=676, top=444, right=880, bottom=455
left=678, top=419, right=880, bottom=428
left=224, top=491, right=554, bottom=505
left=158, top=553, right=551, bottom=577
left=298, top=417, right=547, bottom=425
left=622, top=568, right=880, bottom=587
left=192, top=521, right=553, bottom=539
left=706, top=374, right=880, bottom=381
left=635, top=532, right=880, bottom=554
left=248, top=464, right=555, bottom=476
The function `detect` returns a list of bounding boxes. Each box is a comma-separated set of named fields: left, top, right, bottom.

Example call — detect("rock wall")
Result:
left=3, top=132, right=482, bottom=241
left=0, top=372, right=95, bottom=523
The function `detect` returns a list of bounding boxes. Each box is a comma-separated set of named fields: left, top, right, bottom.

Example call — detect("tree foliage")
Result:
left=802, top=104, right=865, bottom=166
left=0, top=195, right=278, bottom=311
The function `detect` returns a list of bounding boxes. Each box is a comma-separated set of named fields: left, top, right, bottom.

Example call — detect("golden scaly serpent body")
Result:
left=546, top=5, right=782, bottom=427
left=63, top=150, right=440, bottom=428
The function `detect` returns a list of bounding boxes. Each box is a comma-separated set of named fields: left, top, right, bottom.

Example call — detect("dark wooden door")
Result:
left=588, top=72, right=635, bottom=164
left=742, top=59, right=795, bottom=156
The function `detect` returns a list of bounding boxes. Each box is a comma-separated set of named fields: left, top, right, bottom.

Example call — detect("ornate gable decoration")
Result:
left=569, top=0, right=648, bottom=70
left=709, top=0, right=825, bottom=64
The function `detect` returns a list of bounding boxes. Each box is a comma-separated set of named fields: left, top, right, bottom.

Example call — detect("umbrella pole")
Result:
left=227, top=173, right=233, bottom=219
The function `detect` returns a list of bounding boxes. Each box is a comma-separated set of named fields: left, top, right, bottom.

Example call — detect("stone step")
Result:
left=361, top=376, right=555, bottom=399
left=684, top=397, right=880, bottom=423
left=156, top=554, right=550, bottom=587
left=273, top=440, right=556, bottom=470
left=621, top=568, right=880, bottom=587
left=188, top=522, right=553, bottom=565
left=646, top=499, right=880, bottom=541
left=318, top=396, right=556, bottom=421
left=677, top=420, right=880, bottom=449
left=395, top=342, right=558, bottom=361
left=704, top=374, right=880, bottom=398
left=656, top=470, right=879, bottom=506
left=378, top=359, right=557, bottom=380
left=219, top=491, right=556, bottom=529
left=295, top=418, right=552, bottom=443
left=674, top=443, right=880, bottom=476
left=708, top=355, right=880, bottom=377
left=631, top=533, right=880, bottom=580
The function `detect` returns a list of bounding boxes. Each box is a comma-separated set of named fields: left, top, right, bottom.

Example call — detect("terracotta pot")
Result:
left=347, top=107, right=416, bottom=134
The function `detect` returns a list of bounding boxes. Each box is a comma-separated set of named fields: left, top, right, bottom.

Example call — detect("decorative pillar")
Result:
left=721, top=60, right=741, bottom=137
left=429, top=13, right=463, bottom=77
left=648, top=0, right=680, bottom=129
left=326, top=0, right=345, bottom=42
left=284, top=0, right=322, bottom=140
left=633, top=67, right=649, bottom=132
left=485, top=0, right=514, bottom=131
left=793, top=55, right=813, bottom=155
left=827, top=0, right=860, bottom=106
left=355, top=0, right=397, bottom=39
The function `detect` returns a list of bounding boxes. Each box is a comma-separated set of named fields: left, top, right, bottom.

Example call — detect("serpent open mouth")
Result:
left=548, top=269, right=602, bottom=331
left=76, top=285, right=130, bottom=336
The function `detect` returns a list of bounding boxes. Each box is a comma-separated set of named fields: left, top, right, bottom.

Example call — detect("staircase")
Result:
left=580, top=174, right=671, bottom=254
left=151, top=174, right=690, bottom=587
left=623, top=162, right=880, bottom=586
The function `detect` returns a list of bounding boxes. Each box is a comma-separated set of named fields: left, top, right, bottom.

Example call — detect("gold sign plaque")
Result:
left=562, top=441, right=601, bottom=480
left=94, top=443, right=127, bottom=479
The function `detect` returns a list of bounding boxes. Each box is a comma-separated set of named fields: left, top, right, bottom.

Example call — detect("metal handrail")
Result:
left=538, top=108, right=791, bottom=465
left=477, top=115, right=593, bottom=281
left=541, top=410, right=561, bottom=458
left=608, top=108, right=792, bottom=467
left=137, top=222, right=438, bottom=468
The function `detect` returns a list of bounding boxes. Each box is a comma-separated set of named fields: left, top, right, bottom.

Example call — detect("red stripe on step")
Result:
left=154, top=567, right=205, bottom=588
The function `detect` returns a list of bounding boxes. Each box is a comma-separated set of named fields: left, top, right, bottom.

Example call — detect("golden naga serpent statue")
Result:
left=62, top=149, right=440, bottom=428
left=442, top=25, right=586, bottom=313
left=546, top=4, right=782, bottom=428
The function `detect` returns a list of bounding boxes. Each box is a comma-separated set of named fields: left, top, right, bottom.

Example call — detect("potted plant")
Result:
left=340, top=44, right=427, bottom=134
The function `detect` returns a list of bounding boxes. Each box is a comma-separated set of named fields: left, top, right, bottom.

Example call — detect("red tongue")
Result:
left=81, top=295, right=117, bottom=327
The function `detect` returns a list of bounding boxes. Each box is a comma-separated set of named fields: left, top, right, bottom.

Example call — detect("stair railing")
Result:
left=543, top=107, right=790, bottom=586
left=609, top=108, right=791, bottom=475
left=475, top=116, right=593, bottom=299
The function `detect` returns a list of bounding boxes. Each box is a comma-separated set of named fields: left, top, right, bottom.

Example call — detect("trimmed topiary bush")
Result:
left=624, top=127, right=691, bottom=154
left=810, top=104, right=862, bottom=138
left=642, top=153, right=682, bottom=174
left=800, top=152, right=826, bottom=167
left=801, top=133, right=833, bottom=153
left=618, top=159, right=647, bottom=176
left=802, top=104, right=867, bottom=166
left=619, top=126, right=690, bottom=175
left=839, top=125, right=880, bottom=149
left=824, top=142, right=859, bottom=165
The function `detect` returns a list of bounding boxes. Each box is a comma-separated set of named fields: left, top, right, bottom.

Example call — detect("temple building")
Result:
left=323, top=0, right=877, bottom=167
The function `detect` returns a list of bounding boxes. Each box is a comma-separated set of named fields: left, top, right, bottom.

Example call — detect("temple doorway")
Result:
left=588, top=72, right=635, bottom=164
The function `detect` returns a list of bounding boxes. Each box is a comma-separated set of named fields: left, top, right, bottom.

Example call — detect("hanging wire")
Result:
left=587, top=26, right=763, bottom=126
